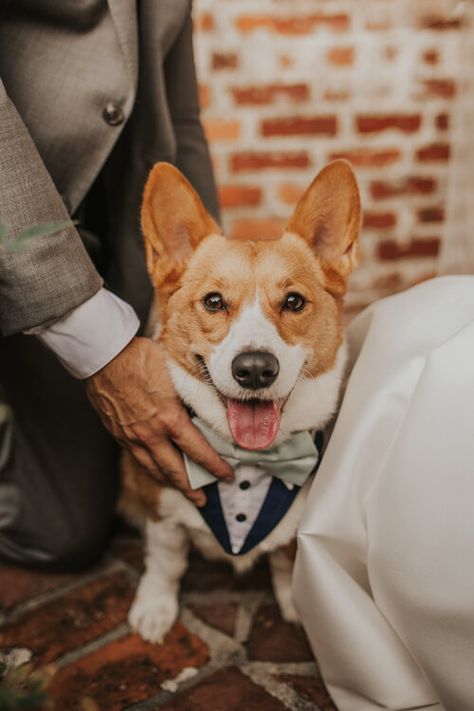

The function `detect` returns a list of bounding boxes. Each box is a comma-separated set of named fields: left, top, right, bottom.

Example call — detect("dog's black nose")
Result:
left=231, top=351, right=280, bottom=389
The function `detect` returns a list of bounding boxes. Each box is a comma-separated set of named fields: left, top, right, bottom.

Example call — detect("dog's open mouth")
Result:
left=193, top=355, right=282, bottom=451
left=226, top=399, right=281, bottom=451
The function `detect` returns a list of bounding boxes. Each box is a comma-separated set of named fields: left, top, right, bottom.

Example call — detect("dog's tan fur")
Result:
left=120, top=160, right=361, bottom=642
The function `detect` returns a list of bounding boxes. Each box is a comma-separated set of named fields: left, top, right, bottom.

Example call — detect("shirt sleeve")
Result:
left=26, top=288, right=140, bottom=379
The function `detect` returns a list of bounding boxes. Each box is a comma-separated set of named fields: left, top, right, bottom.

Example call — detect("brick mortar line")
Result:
left=247, top=662, right=319, bottom=675
left=234, top=597, right=260, bottom=644
left=181, top=589, right=273, bottom=605
left=54, top=622, right=130, bottom=669
left=241, top=662, right=323, bottom=711
left=180, top=605, right=244, bottom=658
left=248, top=679, right=319, bottom=711
left=0, top=559, right=122, bottom=624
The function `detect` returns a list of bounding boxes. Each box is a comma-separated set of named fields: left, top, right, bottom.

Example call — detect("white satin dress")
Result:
left=293, top=275, right=474, bottom=711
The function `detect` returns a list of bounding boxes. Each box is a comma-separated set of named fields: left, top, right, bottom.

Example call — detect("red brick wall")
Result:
left=193, top=0, right=464, bottom=310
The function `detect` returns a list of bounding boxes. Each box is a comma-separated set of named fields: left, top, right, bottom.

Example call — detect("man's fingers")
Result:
left=148, top=439, right=206, bottom=507
left=129, top=446, right=165, bottom=481
left=170, top=416, right=234, bottom=481
left=129, top=443, right=206, bottom=507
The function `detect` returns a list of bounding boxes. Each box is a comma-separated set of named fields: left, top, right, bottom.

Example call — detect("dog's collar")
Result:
left=184, top=418, right=320, bottom=490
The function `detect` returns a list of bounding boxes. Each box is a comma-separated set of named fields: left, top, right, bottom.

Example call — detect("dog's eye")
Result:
left=203, top=292, right=226, bottom=312
left=283, top=292, right=306, bottom=312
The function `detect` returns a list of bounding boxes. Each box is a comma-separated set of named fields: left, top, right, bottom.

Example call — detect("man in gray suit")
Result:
left=0, top=0, right=232, bottom=569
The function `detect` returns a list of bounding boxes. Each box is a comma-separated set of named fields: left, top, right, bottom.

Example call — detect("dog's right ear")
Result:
left=286, top=160, right=361, bottom=297
left=141, top=162, right=221, bottom=290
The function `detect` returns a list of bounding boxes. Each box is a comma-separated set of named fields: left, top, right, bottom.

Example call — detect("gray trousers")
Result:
left=0, top=333, right=119, bottom=570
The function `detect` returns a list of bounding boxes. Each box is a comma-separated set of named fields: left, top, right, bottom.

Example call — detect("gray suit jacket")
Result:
left=0, top=0, right=218, bottom=335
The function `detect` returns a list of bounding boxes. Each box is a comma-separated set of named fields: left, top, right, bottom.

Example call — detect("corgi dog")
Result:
left=120, top=160, right=361, bottom=643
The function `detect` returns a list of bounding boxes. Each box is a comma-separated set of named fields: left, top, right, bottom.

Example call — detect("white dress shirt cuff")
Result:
left=27, top=288, right=140, bottom=379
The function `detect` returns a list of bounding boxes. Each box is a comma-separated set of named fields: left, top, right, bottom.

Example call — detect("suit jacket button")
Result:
left=103, top=102, right=124, bottom=126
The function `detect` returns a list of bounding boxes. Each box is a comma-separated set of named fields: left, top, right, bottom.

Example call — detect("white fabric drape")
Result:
left=294, top=275, right=474, bottom=711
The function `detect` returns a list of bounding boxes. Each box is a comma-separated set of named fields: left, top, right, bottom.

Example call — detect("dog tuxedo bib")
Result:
left=183, top=419, right=321, bottom=555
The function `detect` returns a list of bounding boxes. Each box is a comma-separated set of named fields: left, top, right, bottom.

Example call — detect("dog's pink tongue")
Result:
left=226, top=400, right=280, bottom=450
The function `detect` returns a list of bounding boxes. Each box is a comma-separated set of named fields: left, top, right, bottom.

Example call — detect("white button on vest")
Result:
left=217, top=463, right=272, bottom=555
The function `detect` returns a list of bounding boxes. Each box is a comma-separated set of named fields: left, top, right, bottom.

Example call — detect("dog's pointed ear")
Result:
left=141, top=162, right=221, bottom=289
left=286, top=160, right=361, bottom=297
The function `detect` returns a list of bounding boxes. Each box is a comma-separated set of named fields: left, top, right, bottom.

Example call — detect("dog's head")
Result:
left=141, top=161, right=361, bottom=449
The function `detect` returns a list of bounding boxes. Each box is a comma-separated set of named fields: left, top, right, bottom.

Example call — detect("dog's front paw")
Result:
left=128, top=589, right=178, bottom=644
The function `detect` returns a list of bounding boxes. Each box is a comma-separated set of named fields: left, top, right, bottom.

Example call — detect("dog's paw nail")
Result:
left=128, top=593, right=178, bottom=644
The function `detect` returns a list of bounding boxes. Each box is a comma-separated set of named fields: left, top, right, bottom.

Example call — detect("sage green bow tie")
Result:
left=184, top=418, right=319, bottom=490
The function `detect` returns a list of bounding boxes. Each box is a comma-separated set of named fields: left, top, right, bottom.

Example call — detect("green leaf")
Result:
left=0, top=662, right=56, bottom=710
left=0, top=222, right=8, bottom=243
left=7, top=220, right=76, bottom=253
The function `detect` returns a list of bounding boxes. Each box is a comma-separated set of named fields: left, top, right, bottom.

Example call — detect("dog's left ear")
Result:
left=141, top=162, right=221, bottom=290
left=286, top=160, right=361, bottom=297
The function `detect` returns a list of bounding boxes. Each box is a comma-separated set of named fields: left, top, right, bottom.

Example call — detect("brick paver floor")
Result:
left=0, top=525, right=337, bottom=710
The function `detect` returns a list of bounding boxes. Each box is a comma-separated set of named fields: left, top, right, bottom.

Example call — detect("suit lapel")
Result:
left=198, top=483, right=233, bottom=555
left=107, top=0, right=138, bottom=96
left=240, top=480, right=299, bottom=555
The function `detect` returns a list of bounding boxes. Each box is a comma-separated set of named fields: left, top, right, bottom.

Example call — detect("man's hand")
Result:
left=86, top=336, right=233, bottom=506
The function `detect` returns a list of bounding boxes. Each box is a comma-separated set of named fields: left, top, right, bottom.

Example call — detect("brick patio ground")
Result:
left=0, top=526, right=337, bottom=710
